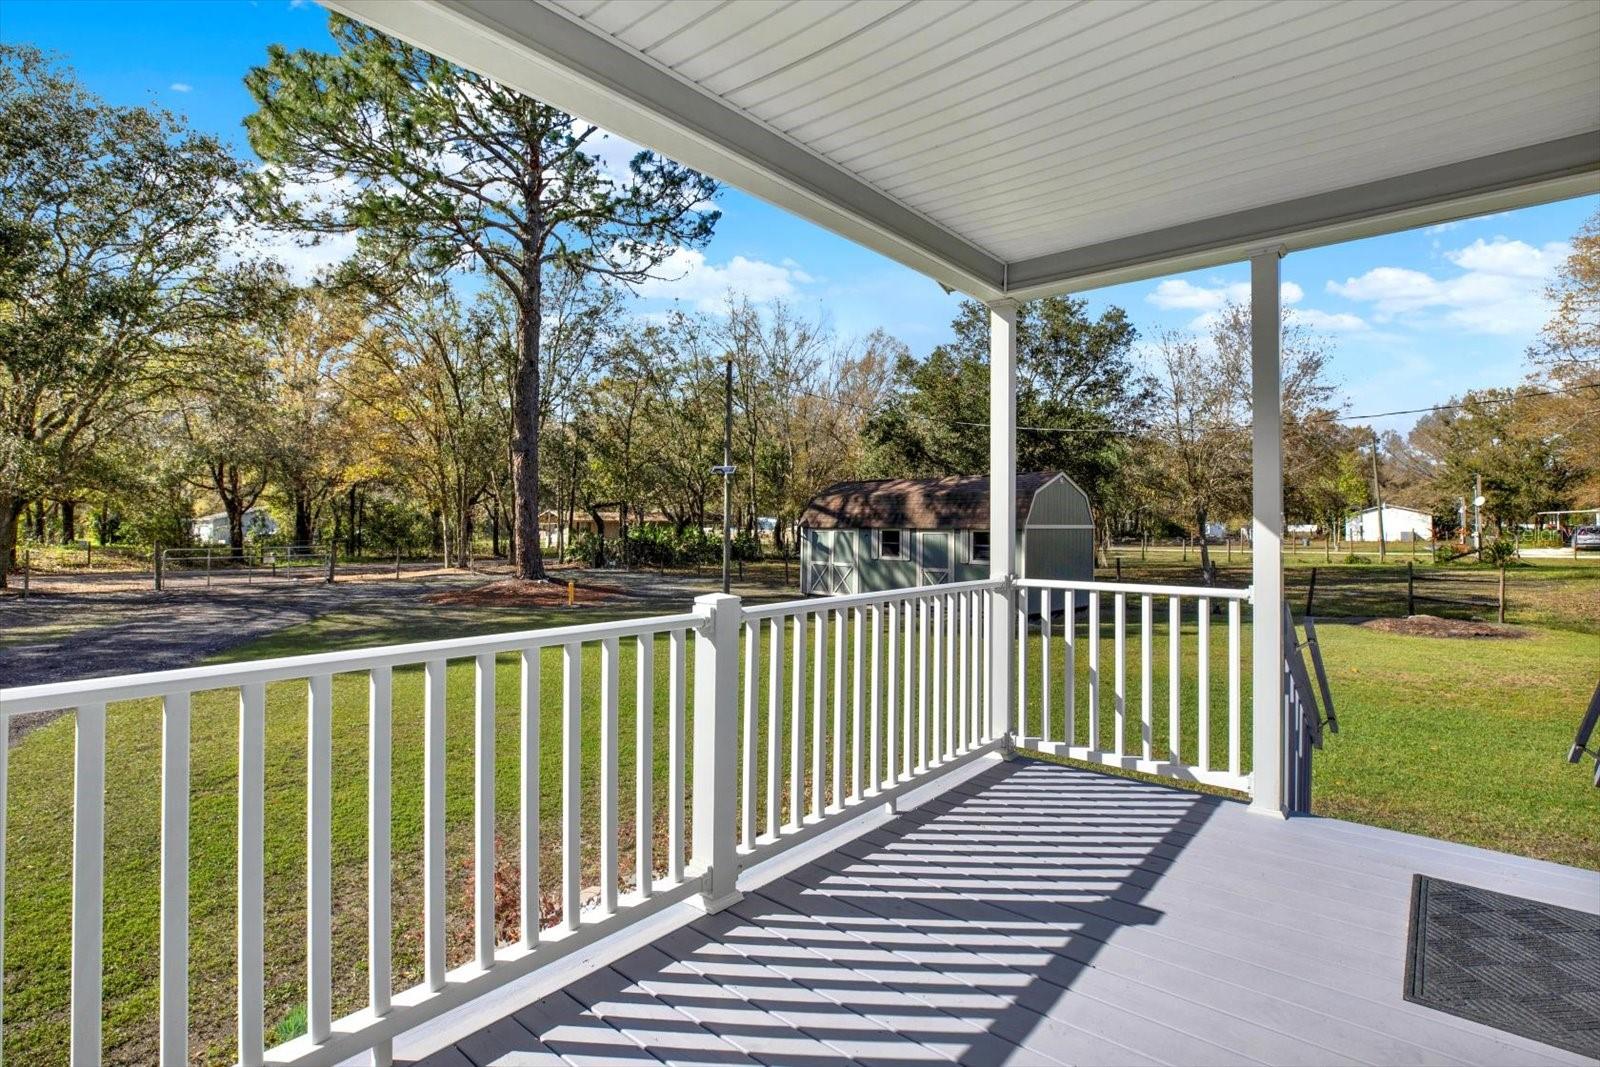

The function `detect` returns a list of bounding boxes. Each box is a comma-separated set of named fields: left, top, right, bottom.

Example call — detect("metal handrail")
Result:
left=1568, top=678, right=1600, bottom=788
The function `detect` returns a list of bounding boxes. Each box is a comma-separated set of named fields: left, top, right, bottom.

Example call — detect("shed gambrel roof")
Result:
left=801, top=472, right=1067, bottom=531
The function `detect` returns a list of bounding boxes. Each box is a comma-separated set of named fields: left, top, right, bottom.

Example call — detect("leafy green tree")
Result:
left=0, top=45, right=269, bottom=582
left=865, top=296, right=1149, bottom=533
left=244, top=15, right=718, bottom=581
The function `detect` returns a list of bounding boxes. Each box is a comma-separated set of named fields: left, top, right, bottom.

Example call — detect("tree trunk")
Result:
left=1195, top=506, right=1216, bottom=585
left=491, top=502, right=501, bottom=558
left=31, top=500, right=46, bottom=541
left=294, top=490, right=314, bottom=547
left=0, top=494, right=22, bottom=587
left=347, top=485, right=359, bottom=558
left=510, top=254, right=548, bottom=581
left=60, top=500, right=76, bottom=544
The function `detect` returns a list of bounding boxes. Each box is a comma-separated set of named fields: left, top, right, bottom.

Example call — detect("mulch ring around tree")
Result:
left=1360, top=614, right=1529, bottom=639
left=423, top=578, right=631, bottom=607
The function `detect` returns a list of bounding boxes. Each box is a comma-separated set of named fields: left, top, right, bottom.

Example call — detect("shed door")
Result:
left=917, top=531, right=950, bottom=586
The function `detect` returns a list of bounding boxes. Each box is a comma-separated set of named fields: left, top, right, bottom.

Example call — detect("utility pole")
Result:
left=716, top=354, right=736, bottom=595
left=1370, top=430, right=1387, bottom=562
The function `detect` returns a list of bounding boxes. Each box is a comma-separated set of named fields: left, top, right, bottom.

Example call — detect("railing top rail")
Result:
left=742, top=578, right=1003, bottom=620
left=0, top=609, right=701, bottom=716
left=1016, top=577, right=1253, bottom=601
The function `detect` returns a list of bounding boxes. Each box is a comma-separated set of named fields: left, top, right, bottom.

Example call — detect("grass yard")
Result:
left=4, top=554, right=1595, bottom=1065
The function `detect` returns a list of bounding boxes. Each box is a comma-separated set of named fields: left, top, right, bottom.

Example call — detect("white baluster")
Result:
left=1088, top=591, right=1101, bottom=751
left=1063, top=590, right=1076, bottom=749
left=308, top=673, right=333, bottom=1043
left=599, top=638, right=619, bottom=917
left=159, top=691, right=190, bottom=1067
left=669, top=629, right=686, bottom=884
left=917, top=598, right=929, bottom=773
left=766, top=618, right=783, bottom=839
left=475, top=653, right=498, bottom=959
left=932, top=595, right=944, bottom=765
left=634, top=636, right=653, bottom=899
left=424, top=659, right=447, bottom=982
left=1114, top=594, right=1127, bottom=758
left=903, top=598, right=914, bottom=778
left=1197, top=599, right=1211, bottom=772
left=867, top=605, right=881, bottom=796
left=851, top=606, right=864, bottom=802
left=238, top=684, right=265, bottom=1064
left=520, top=649, right=540, bottom=945
left=70, top=701, right=106, bottom=1066
left=885, top=600, right=899, bottom=789
left=1040, top=590, right=1052, bottom=744
left=789, top=613, right=804, bottom=830
left=1229, top=599, right=1242, bottom=780
left=742, top=622, right=757, bottom=847
left=562, top=642, right=582, bottom=928
left=1140, top=595, right=1154, bottom=763
left=1169, top=597, right=1182, bottom=764
left=811, top=611, right=824, bottom=819
left=831, top=608, right=844, bottom=809
left=368, top=668, right=393, bottom=1067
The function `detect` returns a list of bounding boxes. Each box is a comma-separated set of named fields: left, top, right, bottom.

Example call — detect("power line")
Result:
left=1335, top=381, right=1600, bottom=423
left=799, top=380, right=1600, bottom=436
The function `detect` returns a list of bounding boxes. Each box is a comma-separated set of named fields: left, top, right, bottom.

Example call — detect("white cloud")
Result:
left=169, top=82, right=192, bottom=93
left=1148, top=278, right=1301, bottom=310
left=632, top=248, right=813, bottom=312
left=1291, top=308, right=1367, bottom=333
left=1326, top=237, right=1567, bottom=335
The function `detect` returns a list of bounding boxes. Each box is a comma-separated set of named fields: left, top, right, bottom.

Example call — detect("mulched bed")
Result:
left=423, top=578, right=630, bottom=607
left=1361, top=614, right=1528, bottom=639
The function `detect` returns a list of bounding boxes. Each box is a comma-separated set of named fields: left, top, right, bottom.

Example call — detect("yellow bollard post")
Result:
left=567, top=580, right=575, bottom=607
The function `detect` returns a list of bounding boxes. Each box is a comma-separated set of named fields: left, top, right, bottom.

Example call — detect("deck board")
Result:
left=421, top=760, right=1599, bottom=1067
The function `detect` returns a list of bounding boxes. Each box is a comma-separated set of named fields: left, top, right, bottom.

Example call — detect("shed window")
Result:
left=877, top=529, right=906, bottom=560
left=970, top=530, right=991, bottom=563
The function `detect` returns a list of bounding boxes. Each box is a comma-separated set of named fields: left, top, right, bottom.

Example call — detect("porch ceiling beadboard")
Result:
left=328, top=0, right=1600, bottom=299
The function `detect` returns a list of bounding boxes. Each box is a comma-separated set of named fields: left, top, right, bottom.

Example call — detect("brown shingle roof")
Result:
left=800, top=472, right=1061, bottom=530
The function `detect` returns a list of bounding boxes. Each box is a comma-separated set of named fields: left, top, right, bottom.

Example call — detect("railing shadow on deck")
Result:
left=405, top=758, right=1224, bottom=1066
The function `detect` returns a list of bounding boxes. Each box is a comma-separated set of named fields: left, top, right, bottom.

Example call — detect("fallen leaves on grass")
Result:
left=423, top=578, right=628, bottom=608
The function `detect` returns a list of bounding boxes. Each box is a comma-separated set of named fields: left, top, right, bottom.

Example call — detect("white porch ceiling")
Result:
left=329, top=0, right=1600, bottom=300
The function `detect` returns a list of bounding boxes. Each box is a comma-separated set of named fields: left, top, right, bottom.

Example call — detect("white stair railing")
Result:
left=1014, top=578, right=1253, bottom=792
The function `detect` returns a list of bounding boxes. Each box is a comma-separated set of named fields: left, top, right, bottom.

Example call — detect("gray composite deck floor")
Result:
left=413, top=759, right=1600, bottom=1067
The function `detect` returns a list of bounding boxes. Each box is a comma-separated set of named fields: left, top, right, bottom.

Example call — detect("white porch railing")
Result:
left=0, top=574, right=1254, bottom=1066
left=1014, top=578, right=1253, bottom=793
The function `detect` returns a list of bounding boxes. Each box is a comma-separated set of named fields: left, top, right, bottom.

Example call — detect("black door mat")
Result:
left=1405, top=874, right=1600, bottom=1058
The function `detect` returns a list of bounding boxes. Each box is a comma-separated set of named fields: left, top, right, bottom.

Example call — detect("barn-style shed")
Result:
left=799, top=472, right=1093, bottom=603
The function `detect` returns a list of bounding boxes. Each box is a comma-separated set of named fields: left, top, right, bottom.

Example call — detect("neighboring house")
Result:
left=190, top=508, right=276, bottom=545
left=1344, top=505, right=1433, bottom=543
left=799, top=471, right=1093, bottom=609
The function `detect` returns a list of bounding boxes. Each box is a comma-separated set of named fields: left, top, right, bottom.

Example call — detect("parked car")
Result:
left=1573, top=525, right=1600, bottom=551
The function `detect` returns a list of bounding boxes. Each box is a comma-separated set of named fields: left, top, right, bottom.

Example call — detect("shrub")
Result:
left=1481, top=538, right=1517, bottom=568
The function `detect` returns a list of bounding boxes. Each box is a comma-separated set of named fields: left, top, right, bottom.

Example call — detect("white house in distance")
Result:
left=1345, top=504, right=1433, bottom=543
left=191, top=507, right=277, bottom=545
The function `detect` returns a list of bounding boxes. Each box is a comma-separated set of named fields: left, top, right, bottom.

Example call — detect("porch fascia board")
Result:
left=1004, top=135, right=1600, bottom=300
left=324, top=0, right=1008, bottom=301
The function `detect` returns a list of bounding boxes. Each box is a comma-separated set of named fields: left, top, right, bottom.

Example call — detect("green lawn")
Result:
left=5, top=566, right=1597, bottom=1065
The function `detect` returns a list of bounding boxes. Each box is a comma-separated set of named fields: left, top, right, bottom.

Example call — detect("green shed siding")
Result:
left=800, top=471, right=1093, bottom=605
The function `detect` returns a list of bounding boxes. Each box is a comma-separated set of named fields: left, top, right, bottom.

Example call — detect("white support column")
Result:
left=987, top=299, right=1019, bottom=746
left=1250, top=249, right=1288, bottom=817
left=691, top=593, right=743, bottom=912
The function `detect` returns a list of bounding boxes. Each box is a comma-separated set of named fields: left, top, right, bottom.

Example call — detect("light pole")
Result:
left=1473, top=472, right=1485, bottom=558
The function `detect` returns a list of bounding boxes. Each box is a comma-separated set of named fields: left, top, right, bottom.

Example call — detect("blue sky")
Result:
left=7, top=0, right=1595, bottom=435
